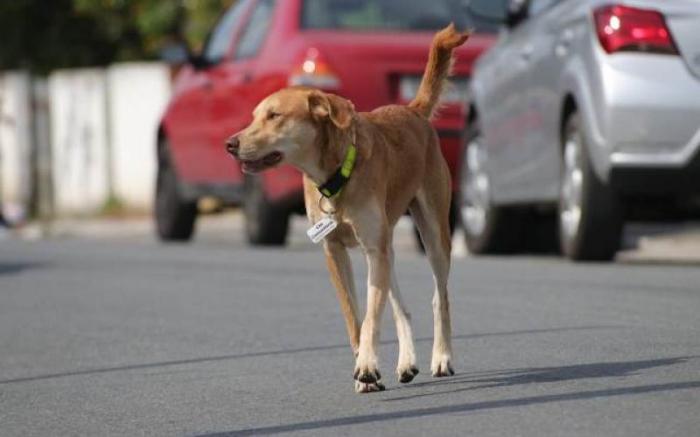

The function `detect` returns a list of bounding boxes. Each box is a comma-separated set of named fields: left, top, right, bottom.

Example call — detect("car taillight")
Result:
left=288, top=48, right=341, bottom=90
left=594, top=5, right=678, bottom=55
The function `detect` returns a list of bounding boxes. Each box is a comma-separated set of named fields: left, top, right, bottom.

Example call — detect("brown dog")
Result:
left=227, top=24, right=469, bottom=393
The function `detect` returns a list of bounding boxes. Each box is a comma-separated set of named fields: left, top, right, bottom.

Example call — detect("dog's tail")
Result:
left=409, top=23, right=470, bottom=119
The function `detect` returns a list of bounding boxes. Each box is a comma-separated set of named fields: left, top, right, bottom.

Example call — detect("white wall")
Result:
left=0, top=72, right=33, bottom=223
left=1, top=63, right=172, bottom=218
left=49, top=69, right=110, bottom=216
left=107, top=63, right=171, bottom=211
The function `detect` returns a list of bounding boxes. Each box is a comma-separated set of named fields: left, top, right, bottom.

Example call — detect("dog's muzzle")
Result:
left=225, top=136, right=240, bottom=158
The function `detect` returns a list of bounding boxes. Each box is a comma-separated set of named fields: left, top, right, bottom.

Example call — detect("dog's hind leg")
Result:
left=410, top=184, right=455, bottom=378
left=388, top=247, right=419, bottom=383
left=323, top=240, right=361, bottom=355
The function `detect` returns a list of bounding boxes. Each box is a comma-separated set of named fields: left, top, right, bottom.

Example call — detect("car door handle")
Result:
left=520, top=46, right=533, bottom=62
left=201, top=79, right=213, bottom=91
left=242, top=72, right=253, bottom=84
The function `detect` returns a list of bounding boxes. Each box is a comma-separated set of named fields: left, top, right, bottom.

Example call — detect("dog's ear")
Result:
left=308, top=91, right=354, bottom=130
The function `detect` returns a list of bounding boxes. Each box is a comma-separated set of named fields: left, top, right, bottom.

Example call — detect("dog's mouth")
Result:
left=241, top=151, right=284, bottom=174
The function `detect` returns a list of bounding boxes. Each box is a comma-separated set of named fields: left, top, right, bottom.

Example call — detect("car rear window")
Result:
left=301, top=0, right=505, bottom=33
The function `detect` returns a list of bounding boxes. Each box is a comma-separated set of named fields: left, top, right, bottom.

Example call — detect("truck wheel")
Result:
left=244, top=176, right=289, bottom=246
left=155, top=139, right=197, bottom=241
left=558, top=113, right=623, bottom=261
left=460, top=117, right=524, bottom=254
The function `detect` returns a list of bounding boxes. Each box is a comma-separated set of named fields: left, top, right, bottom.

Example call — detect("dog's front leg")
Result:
left=351, top=207, right=391, bottom=393
left=323, top=240, right=361, bottom=355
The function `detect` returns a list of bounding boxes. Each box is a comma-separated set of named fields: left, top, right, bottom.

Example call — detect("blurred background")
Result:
left=2, top=2, right=700, bottom=434
left=1, top=0, right=699, bottom=262
left=0, top=0, right=234, bottom=224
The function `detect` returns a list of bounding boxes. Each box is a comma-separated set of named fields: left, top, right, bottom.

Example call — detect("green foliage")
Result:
left=183, top=0, right=237, bottom=51
left=100, top=195, right=127, bottom=217
left=0, top=0, right=235, bottom=74
left=0, top=0, right=117, bottom=74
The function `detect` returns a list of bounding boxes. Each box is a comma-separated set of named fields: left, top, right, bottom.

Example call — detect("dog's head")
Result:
left=226, top=87, right=355, bottom=174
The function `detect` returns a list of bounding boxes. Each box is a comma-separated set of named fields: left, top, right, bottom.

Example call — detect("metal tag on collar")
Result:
left=306, top=216, right=338, bottom=244
left=307, top=196, right=338, bottom=244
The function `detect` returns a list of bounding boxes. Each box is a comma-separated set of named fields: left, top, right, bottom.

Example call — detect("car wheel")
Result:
left=460, top=118, right=524, bottom=254
left=244, top=175, right=289, bottom=246
left=558, top=113, right=623, bottom=261
left=155, top=139, right=197, bottom=241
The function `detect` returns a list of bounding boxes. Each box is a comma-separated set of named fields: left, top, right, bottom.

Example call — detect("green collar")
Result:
left=318, top=144, right=357, bottom=198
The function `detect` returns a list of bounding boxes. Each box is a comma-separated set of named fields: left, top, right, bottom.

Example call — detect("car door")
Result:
left=166, top=67, right=212, bottom=183
left=516, top=0, right=567, bottom=201
left=479, top=14, right=539, bottom=203
left=180, top=0, right=254, bottom=184
left=207, top=0, right=277, bottom=185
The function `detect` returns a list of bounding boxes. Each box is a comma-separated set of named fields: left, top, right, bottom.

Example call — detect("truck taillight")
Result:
left=594, top=4, right=678, bottom=55
left=288, top=48, right=341, bottom=90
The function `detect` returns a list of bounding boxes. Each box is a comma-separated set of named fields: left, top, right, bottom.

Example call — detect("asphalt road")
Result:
left=1, top=237, right=699, bottom=436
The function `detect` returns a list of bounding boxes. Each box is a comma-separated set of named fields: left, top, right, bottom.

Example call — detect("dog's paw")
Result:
left=354, top=358, right=381, bottom=384
left=431, top=354, right=455, bottom=377
left=355, top=380, right=386, bottom=393
left=397, top=365, right=420, bottom=384
left=354, top=365, right=381, bottom=384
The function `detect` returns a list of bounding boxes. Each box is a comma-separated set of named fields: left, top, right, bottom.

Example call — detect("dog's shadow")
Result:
left=197, top=355, right=697, bottom=436
left=382, top=355, right=693, bottom=401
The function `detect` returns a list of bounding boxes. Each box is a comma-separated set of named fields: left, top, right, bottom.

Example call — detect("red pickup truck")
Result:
left=157, top=0, right=500, bottom=245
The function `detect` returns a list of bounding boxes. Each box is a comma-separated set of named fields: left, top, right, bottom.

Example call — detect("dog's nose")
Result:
left=226, top=136, right=240, bottom=158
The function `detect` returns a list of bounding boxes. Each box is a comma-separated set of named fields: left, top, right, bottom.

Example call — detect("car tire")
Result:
left=155, top=139, right=197, bottom=241
left=558, top=113, right=623, bottom=261
left=460, top=117, right=524, bottom=254
left=244, top=175, right=290, bottom=246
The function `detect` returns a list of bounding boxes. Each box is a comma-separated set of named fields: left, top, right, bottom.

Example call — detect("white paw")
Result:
left=355, top=380, right=386, bottom=393
left=397, top=363, right=420, bottom=383
left=431, top=354, right=455, bottom=377
left=354, top=356, right=381, bottom=384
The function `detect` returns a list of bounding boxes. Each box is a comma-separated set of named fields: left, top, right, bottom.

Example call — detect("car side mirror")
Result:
left=159, top=41, right=213, bottom=70
left=188, top=53, right=215, bottom=71
left=505, top=0, right=529, bottom=29
left=160, top=41, right=191, bottom=65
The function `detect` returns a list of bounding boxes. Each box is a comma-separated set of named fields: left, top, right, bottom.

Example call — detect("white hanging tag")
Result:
left=307, top=216, right=338, bottom=244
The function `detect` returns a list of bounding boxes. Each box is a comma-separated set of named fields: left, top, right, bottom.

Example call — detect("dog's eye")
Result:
left=267, top=112, right=281, bottom=121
